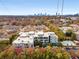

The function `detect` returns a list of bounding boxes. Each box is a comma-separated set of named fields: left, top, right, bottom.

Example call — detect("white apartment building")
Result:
left=12, top=31, right=58, bottom=48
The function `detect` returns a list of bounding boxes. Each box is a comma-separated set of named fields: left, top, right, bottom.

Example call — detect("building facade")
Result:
left=12, top=31, right=58, bottom=48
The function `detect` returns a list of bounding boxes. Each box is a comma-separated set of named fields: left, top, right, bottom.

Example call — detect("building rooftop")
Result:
left=61, top=41, right=76, bottom=46
left=13, top=36, right=33, bottom=44
left=59, top=27, right=73, bottom=33
left=13, top=31, right=58, bottom=47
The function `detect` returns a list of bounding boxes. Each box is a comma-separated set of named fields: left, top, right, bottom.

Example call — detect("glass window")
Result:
left=34, top=37, right=38, bottom=39
left=40, top=40, right=43, bottom=42
left=39, top=37, right=43, bottom=39
left=44, top=37, right=48, bottom=39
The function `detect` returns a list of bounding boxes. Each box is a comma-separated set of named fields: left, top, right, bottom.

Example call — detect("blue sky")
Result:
left=0, top=0, right=79, bottom=15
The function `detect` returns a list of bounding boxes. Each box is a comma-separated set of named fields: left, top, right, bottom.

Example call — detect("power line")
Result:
left=61, top=0, right=64, bottom=15
left=56, top=0, right=59, bottom=16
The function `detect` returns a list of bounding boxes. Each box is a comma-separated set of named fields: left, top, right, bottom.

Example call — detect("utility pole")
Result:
left=61, top=0, right=64, bottom=16
left=56, top=0, right=59, bottom=16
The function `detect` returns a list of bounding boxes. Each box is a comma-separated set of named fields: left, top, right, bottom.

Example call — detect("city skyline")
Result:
left=0, top=0, right=79, bottom=15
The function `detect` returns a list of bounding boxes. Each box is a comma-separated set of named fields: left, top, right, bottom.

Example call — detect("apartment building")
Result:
left=12, top=31, right=58, bottom=48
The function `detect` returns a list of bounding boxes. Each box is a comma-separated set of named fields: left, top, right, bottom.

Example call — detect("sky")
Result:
left=0, top=0, right=79, bottom=15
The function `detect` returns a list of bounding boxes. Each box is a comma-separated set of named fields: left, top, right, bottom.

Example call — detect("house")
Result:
left=61, top=41, right=76, bottom=47
left=12, top=31, right=58, bottom=48
left=70, top=24, right=79, bottom=32
left=59, top=27, right=72, bottom=33
left=70, top=17, right=79, bottom=20
left=3, top=25, right=22, bottom=32
left=12, top=32, right=34, bottom=48
left=20, top=25, right=50, bottom=32
left=74, top=41, right=79, bottom=45
left=0, top=33, right=9, bottom=40
left=75, top=31, right=79, bottom=41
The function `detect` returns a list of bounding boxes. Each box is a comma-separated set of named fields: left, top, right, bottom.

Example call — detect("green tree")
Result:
left=9, top=34, right=18, bottom=44
left=65, top=30, right=76, bottom=41
left=44, top=21, right=65, bottom=41
left=65, top=30, right=72, bottom=37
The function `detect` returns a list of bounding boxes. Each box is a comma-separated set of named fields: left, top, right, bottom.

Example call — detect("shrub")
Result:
left=0, top=46, right=71, bottom=59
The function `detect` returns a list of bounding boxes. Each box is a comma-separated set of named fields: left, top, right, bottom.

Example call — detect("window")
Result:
left=25, top=44, right=29, bottom=48
left=44, top=37, right=48, bottom=39
left=34, top=37, right=38, bottom=39
left=40, top=40, right=43, bottom=42
left=39, top=37, right=43, bottom=39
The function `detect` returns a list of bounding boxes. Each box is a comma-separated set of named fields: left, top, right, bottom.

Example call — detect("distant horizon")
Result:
left=0, top=0, right=79, bottom=15
left=0, top=13, right=78, bottom=16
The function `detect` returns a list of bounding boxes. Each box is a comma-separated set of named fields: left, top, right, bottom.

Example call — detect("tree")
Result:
left=65, top=30, right=76, bottom=41
left=65, top=30, right=72, bottom=37
left=71, top=32, right=77, bottom=41
left=45, top=21, right=65, bottom=41
left=9, top=34, right=18, bottom=44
